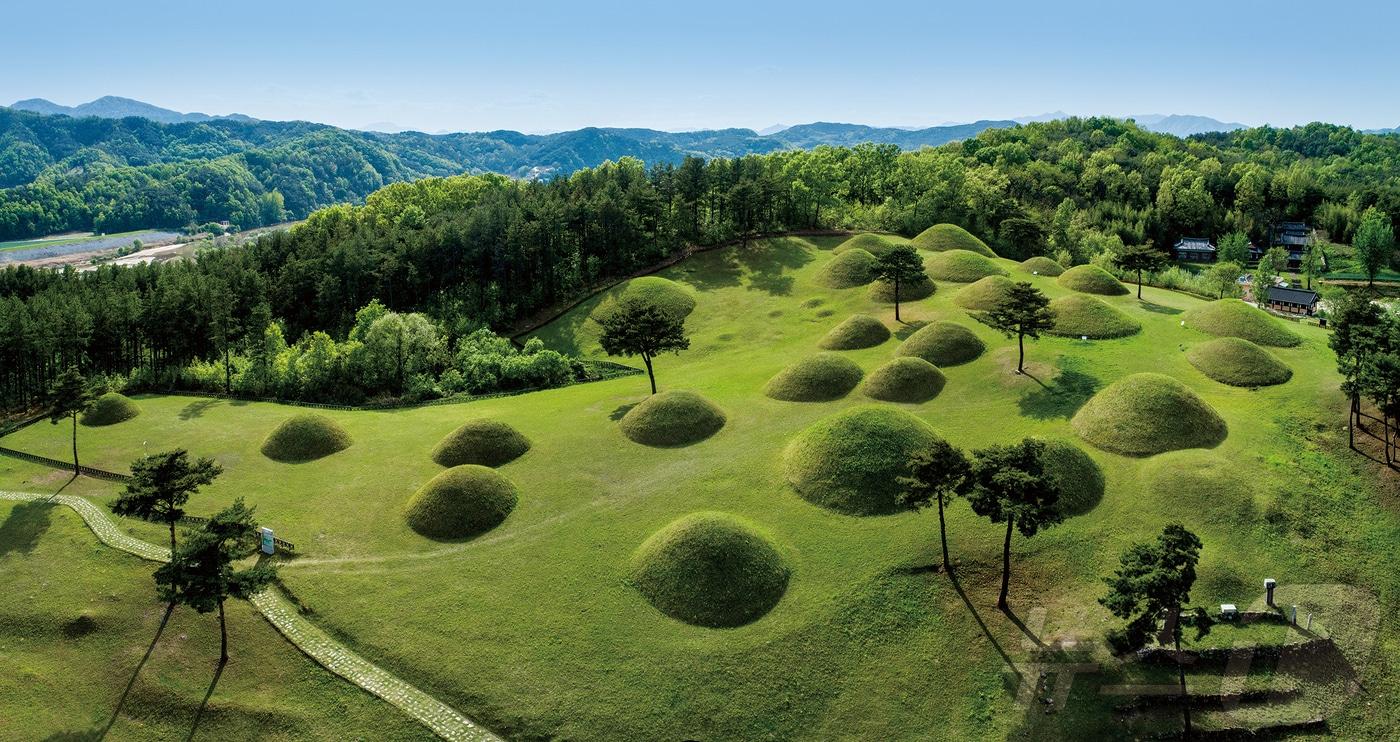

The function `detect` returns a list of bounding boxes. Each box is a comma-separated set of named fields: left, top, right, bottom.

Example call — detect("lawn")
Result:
left=3, top=233, right=1399, bottom=739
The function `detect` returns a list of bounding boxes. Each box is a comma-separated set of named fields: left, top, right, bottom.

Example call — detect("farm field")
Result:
left=0, top=229, right=181, bottom=262
left=3, top=233, right=1399, bottom=739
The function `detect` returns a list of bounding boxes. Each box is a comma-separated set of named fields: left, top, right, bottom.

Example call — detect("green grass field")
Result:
left=4, top=233, right=1400, bottom=739
left=0, top=229, right=156, bottom=253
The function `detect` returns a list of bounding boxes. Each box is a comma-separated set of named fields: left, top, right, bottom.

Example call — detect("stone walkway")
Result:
left=0, top=490, right=500, bottom=742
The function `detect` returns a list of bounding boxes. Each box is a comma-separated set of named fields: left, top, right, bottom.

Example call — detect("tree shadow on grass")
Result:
left=1018, top=368, right=1101, bottom=420
left=101, top=603, right=175, bottom=738
left=0, top=499, right=54, bottom=557
left=946, top=568, right=1022, bottom=682
left=609, top=403, right=639, bottom=421
left=683, top=253, right=744, bottom=292
left=178, top=399, right=223, bottom=420
left=736, top=239, right=813, bottom=297
left=1138, top=300, right=1183, bottom=316
left=185, top=658, right=227, bottom=742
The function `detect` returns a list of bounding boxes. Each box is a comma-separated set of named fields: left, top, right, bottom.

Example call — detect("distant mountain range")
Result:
left=9, top=96, right=256, bottom=125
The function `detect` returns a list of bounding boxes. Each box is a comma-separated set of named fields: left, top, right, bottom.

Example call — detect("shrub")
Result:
left=784, top=405, right=943, bottom=515
left=1071, top=373, right=1227, bottom=456
left=403, top=465, right=518, bottom=540
left=1020, top=256, right=1065, bottom=276
left=1047, top=295, right=1142, bottom=338
left=431, top=419, right=532, bottom=467
left=764, top=353, right=864, bottom=401
left=628, top=512, right=790, bottom=628
left=1182, top=299, right=1302, bottom=348
left=260, top=413, right=352, bottom=462
left=1186, top=338, right=1293, bottom=387
left=924, top=250, right=1007, bottom=283
left=1057, top=264, right=1130, bottom=295
left=619, top=390, right=726, bottom=446
left=819, top=315, right=892, bottom=350
left=816, top=248, right=879, bottom=288
left=863, top=357, right=947, bottom=403
left=895, top=321, right=986, bottom=366
left=953, top=275, right=1015, bottom=311
left=81, top=392, right=139, bottom=426
left=910, top=224, right=997, bottom=257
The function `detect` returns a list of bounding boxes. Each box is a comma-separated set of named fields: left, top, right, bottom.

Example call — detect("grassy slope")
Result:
left=0, top=499, right=424, bottom=741
left=3, top=234, right=1397, bottom=739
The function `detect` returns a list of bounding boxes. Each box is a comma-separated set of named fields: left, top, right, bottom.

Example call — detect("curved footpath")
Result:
left=0, top=490, right=500, bottom=742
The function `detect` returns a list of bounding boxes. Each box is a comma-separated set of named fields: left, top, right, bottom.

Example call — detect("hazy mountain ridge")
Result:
left=10, top=95, right=256, bottom=125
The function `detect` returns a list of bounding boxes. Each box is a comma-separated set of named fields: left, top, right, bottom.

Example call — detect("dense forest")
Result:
left=3, top=117, right=1400, bottom=411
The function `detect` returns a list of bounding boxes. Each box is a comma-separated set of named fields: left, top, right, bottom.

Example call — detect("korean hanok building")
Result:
left=1172, top=237, right=1217, bottom=262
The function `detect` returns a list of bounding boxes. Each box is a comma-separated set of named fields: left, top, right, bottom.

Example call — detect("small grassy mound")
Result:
left=863, top=357, right=946, bottom=403
left=1057, top=264, right=1129, bottom=295
left=924, top=250, right=1007, bottom=283
left=431, top=419, right=532, bottom=467
left=1020, top=255, right=1065, bottom=276
left=869, top=276, right=936, bottom=302
left=953, top=275, right=1015, bottom=311
left=80, top=392, right=139, bottom=426
left=628, top=512, right=790, bottom=628
left=910, top=223, right=996, bottom=257
left=833, top=232, right=900, bottom=257
left=896, top=321, right=986, bottom=367
left=819, top=314, right=892, bottom=350
left=784, top=405, right=942, bottom=515
left=620, top=390, right=726, bottom=446
left=403, top=465, right=518, bottom=540
left=260, top=413, right=352, bottom=462
left=764, top=353, right=864, bottom=402
left=815, top=248, right=878, bottom=288
left=1048, top=295, right=1142, bottom=339
left=591, top=276, right=697, bottom=322
left=1037, top=439, right=1104, bottom=516
left=1142, top=451, right=1258, bottom=525
left=1183, top=299, right=1302, bottom=348
left=1071, top=373, right=1228, bottom=456
left=1187, top=337, right=1293, bottom=387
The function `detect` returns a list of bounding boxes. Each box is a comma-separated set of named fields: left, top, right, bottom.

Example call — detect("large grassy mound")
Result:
left=1057, top=264, right=1129, bottom=295
left=591, top=276, right=697, bottom=322
left=260, top=413, right=352, bottom=462
left=1183, top=299, right=1302, bottom=348
left=863, top=357, right=946, bottom=403
left=895, top=321, right=986, bottom=367
left=910, top=223, right=996, bottom=257
left=869, top=276, right=936, bottom=302
left=953, top=275, right=1014, bottom=311
left=815, top=248, right=878, bottom=288
left=924, top=250, right=1007, bottom=283
left=620, top=390, right=726, bottom=446
left=1142, top=450, right=1258, bottom=524
left=819, top=314, right=892, bottom=350
left=1038, top=439, right=1104, bottom=516
left=627, top=512, right=790, bottom=628
left=403, top=464, right=518, bottom=540
left=764, top=353, right=864, bottom=402
left=1020, top=256, right=1065, bottom=276
left=431, top=418, right=532, bottom=467
left=1071, top=373, right=1228, bottom=456
left=80, top=392, right=139, bottom=426
left=1187, top=337, right=1293, bottom=387
left=784, top=405, right=942, bottom=515
left=1047, top=295, right=1142, bottom=338
left=833, top=233, right=900, bottom=257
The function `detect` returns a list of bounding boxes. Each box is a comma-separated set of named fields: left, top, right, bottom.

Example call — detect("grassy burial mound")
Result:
left=1183, top=299, right=1302, bottom=348
left=895, top=321, right=986, bottom=367
left=1020, top=255, right=1065, bottom=276
left=784, top=405, right=942, bottom=515
left=1071, top=373, right=1228, bottom=456
left=260, top=413, right=352, bottom=462
left=910, top=223, right=997, bottom=257
left=819, top=314, right=892, bottom=350
left=924, top=250, right=1007, bottom=283
left=619, top=390, right=726, bottom=446
left=764, top=353, right=864, bottom=402
left=815, top=248, right=879, bottom=288
left=1056, top=264, right=1130, bottom=296
left=833, top=232, right=900, bottom=257
left=1047, top=295, right=1142, bottom=339
left=1142, top=450, right=1259, bottom=524
left=591, top=276, right=697, bottom=323
left=869, top=275, right=936, bottom=303
left=80, top=392, right=139, bottom=426
left=1187, top=337, right=1294, bottom=387
left=403, top=464, right=518, bottom=540
left=953, top=275, right=1014, bottom=311
left=863, top=357, right=947, bottom=404
left=431, top=418, right=532, bottom=467
left=627, top=512, right=791, bottom=628
left=1037, top=439, right=1105, bottom=516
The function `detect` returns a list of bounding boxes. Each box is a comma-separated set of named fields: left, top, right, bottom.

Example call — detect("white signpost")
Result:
left=260, top=527, right=275, bottom=555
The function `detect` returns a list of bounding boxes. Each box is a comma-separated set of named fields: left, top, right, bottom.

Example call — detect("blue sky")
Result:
left=5, top=0, right=1398, bottom=133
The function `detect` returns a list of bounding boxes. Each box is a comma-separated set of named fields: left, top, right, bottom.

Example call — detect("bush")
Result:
left=1071, top=373, right=1228, bottom=456
left=1020, top=256, right=1065, bottom=276
left=1047, top=295, right=1142, bottom=338
left=784, top=405, right=943, bottom=515
left=863, top=357, right=946, bottom=403
left=1057, top=264, right=1130, bottom=295
left=764, top=353, right=864, bottom=401
left=910, top=224, right=997, bottom=256
left=816, top=248, right=879, bottom=288
left=833, top=232, right=901, bottom=257
left=819, top=315, right=892, bottom=350
left=620, top=390, right=726, bottom=446
left=1183, top=299, right=1302, bottom=348
left=953, top=275, right=1015, bottom=311
left=260, top=413, right=352, bottom=462
left=403, top=465, right=518, bottom=540
left=895, top=321, right=985, bottom=366
left=431, top=419, right=532, bottom=467
left=924, top=250, right=1007, bottom=282
left=81, top=392, right=140, bottom=426
left=1186, top=337, right=1293, bottom=387
left=628, top=512, right=790, bottom=628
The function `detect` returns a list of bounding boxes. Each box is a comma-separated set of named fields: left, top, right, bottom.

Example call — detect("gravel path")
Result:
left=0, top=490, right=500, bottom=742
